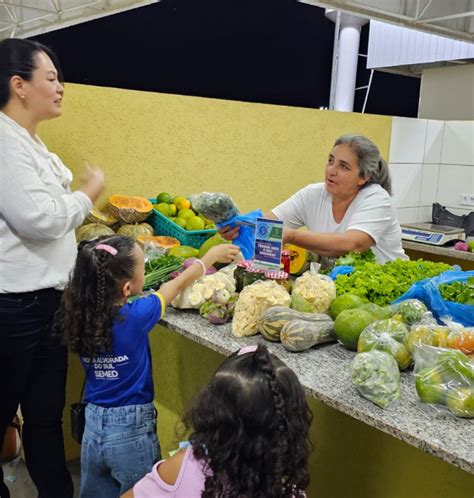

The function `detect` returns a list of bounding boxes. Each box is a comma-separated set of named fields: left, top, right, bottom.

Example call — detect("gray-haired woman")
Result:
left=222, top=134, right=406, bottom=264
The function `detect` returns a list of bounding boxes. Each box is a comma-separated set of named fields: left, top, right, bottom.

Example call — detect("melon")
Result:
left=136, top=235, right=180, bottom=250
left=76, top=223, right=115, bottom=243
left=198, top=234, right=227, bottom=258
left=86, top=207, right=117, bottom=226
left=108, top=195, right=153, bottom=223
left=117, top=223, right=154, bottom=239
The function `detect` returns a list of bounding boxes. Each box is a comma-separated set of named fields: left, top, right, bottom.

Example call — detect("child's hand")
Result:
left=206, top=244, right=241, bottom=264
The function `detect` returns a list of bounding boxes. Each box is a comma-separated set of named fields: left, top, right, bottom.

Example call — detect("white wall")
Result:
left=418, top=64, right=474, bottom=121
left=389, top=117, right=474, bottom=224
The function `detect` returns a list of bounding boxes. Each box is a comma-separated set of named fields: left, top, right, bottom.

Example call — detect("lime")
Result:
left=173, top=196, right=191, bottom=210
left=446, top=387, right=474, bottom=417
left=330, top=293, right=365, bottom=319
left=334, top=309, right=375, bottom=350
left=415, top=368, right=444, bottom=404
left=156, top=202, right=171, bottom=217
left=156, top=192, right=172, bottom=204
left=174, top=218, right=187, bottom=229
left=169, top=203, right=177, bottom=216
left=186, top=216, right=205, bottom=231
left=177, top=208, right=195, bottom=220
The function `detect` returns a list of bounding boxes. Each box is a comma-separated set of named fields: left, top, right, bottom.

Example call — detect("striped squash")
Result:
left=281, top=319, right=335, bottom=352
left=259, top=306, right=331, bottom=342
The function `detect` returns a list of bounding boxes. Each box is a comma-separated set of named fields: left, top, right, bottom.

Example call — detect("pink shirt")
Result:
left=133, top=445, right=307, bottom=497
left=133, top=446, right=206, bottom=497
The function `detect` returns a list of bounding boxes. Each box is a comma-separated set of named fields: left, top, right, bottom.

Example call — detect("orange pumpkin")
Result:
left=136, top=235, right=180, bottom=250
left=108, top=195, right=153, bottom=223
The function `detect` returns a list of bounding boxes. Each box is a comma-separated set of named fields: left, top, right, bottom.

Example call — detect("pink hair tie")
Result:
left=95, top=244, right=118, bottom=256
left=237, top=345, right=258, bottom=356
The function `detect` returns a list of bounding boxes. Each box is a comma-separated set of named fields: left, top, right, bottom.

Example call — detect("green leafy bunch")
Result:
left=439, top=277, right=474, bottom=305
left=334, top=259, right=452, bottom=306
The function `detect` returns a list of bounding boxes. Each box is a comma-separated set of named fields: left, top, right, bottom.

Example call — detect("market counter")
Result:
left=63, top=308, right=474, bottom=498
left=151, top=308, right=474, bottom=498
left=403, top=240, right=474, bottom=270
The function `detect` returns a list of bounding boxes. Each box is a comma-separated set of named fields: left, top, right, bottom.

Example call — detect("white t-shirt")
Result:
left=0, top=112, right=92, bottom=293
left=272, top=182, right=407, bottom=264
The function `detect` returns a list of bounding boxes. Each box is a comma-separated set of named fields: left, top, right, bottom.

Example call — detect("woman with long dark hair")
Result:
left=126, top=344, right=312, bottom=497
left=0, top=38, right=104, bottom=497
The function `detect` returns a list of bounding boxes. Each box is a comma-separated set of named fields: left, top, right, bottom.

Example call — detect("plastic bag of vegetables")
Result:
left=232, top=280, right=291, bottom=337
left=351, top=350, right=400, bottom=409
left=189, top=192, right=240, bottom=223
left=290, top=271, right=336, bottom=313
left=357, top=319, right=411, bottom=370
left=413, top=344, right=474, bottom=418
left=171, top=270, right=235, bottom=309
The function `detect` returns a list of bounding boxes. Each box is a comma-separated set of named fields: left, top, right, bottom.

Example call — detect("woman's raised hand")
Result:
left=80, top=163, right=105, bottom=202
left=218, top=225, right=240, bottom=241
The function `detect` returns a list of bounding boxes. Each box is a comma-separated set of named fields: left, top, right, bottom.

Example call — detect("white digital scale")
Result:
left=401, top=222, right=466, bottom=246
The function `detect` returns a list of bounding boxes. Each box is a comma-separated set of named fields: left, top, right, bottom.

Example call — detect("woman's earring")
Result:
left=20, top=95, right=26, bottom=100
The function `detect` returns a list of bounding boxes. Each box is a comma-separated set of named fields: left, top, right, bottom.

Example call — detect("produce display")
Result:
left=334, top=259, right=452, bottom=306
left=232, top=280, right=291, bottom=337
left=351, top=350, right=400, bottom=409
left=414, top=345, right=474, bottom=418
left=73, top=189, right=474, bottom=420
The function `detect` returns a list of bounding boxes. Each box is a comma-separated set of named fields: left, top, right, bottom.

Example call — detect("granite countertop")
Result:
left=402, top=240, right=474, bottom=261
left=161, top=307, right=474, bottom=474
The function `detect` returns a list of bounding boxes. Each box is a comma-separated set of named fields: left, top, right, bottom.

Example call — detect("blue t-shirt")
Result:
left=81, top=293, right=165, bottom=407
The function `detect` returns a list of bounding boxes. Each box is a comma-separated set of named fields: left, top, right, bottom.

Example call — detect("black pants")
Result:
left=0, top=288, right=73, bottom=498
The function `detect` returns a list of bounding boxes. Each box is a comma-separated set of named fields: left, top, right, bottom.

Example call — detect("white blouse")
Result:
left=0, top=112, right=92, bottom=293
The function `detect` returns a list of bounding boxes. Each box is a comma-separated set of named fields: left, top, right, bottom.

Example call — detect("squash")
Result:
left=108, top=195, right=153, bottom=223
left=117, top=223, right=154, bottom=239
left=136, top=235, right=180, bottom=250
left=86, top=206, right=117, bottom=226
left=284, top=244, right=318, bottom=275
left=281, top=319, right=335, bottom=352
left=76, top=223, right=115, bottom=243
left=259, top=306, right=332, bottom=342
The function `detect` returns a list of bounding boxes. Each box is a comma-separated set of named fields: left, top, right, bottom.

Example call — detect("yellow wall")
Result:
left=39, top=84, right=391, bottom=212
left=44, top=85, right=473, bottom=495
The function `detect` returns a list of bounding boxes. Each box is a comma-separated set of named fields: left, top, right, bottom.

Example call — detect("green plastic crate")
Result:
left=147, top=202, right=217, bottom=249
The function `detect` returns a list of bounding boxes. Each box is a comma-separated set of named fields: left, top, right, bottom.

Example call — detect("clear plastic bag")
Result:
left=190, top=192, right=240, bottom=223
left=357, top=319, right=411, bottom=370
left=351, top=350, right=400, bottom=409
left=413, top=344, right=474, bottom=418
left=393, top=270, right=474, bottom=327
left=290, top=271, right=336, bottom=314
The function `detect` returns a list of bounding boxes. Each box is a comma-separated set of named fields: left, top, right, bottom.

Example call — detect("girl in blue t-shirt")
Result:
left=55, top=234, right=240, bottom=498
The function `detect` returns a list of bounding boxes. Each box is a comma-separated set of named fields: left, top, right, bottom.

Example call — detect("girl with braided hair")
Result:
left=124, top=344, right=312, bottom=498
left=55, top=234, right=240, bottom=498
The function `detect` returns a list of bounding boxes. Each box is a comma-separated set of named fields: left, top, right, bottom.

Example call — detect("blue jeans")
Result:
left=80, top=402, right=160, bottom=498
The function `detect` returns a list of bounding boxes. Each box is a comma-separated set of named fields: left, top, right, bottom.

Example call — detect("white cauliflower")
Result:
left=291, top=272, right=336, bottom=313
left=171, top=271, right=236, bottom=309
left=232, top=280, right=291, bottom=337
